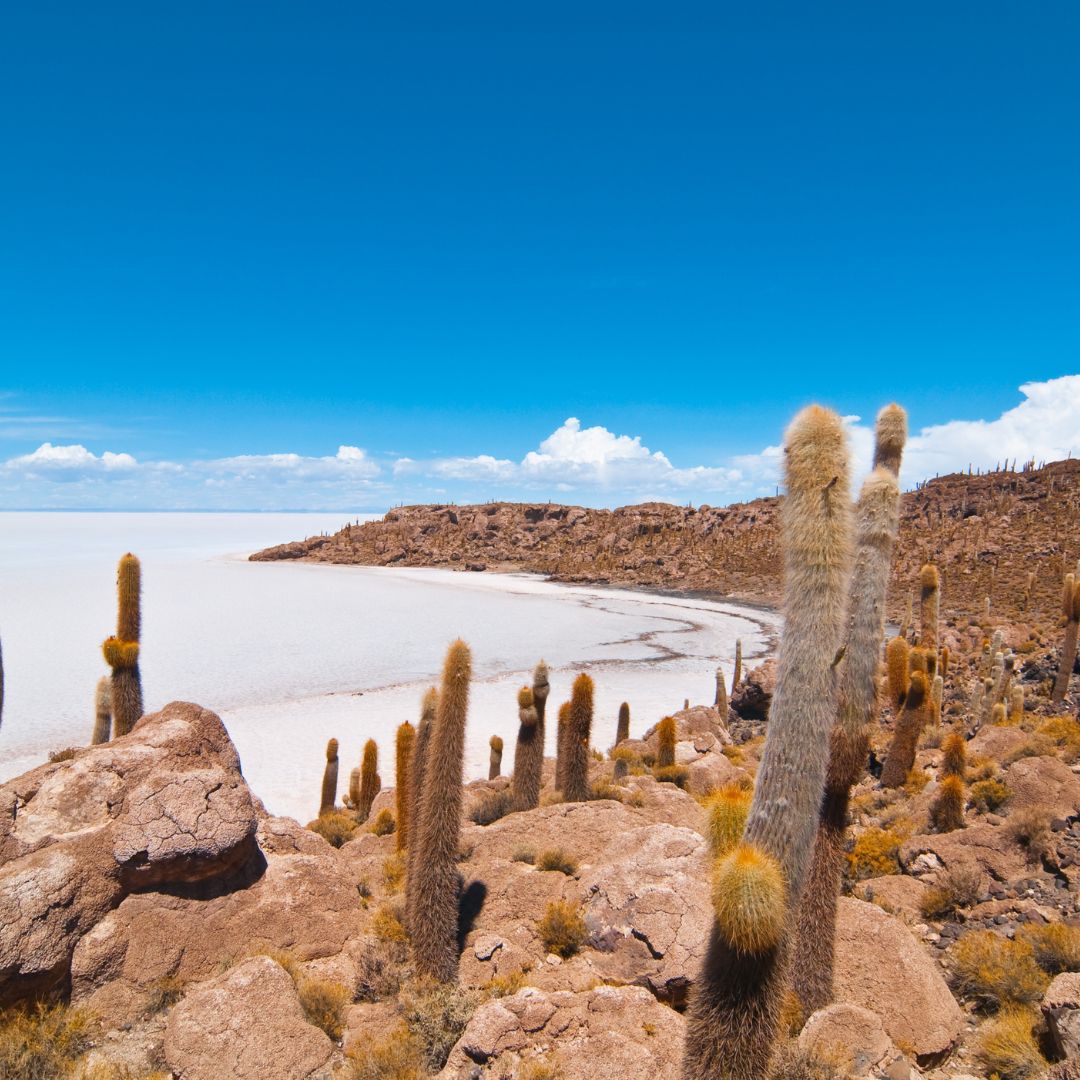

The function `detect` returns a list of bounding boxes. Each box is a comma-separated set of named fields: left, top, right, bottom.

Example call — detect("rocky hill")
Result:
left=251, top=459, right=1080, bottom=626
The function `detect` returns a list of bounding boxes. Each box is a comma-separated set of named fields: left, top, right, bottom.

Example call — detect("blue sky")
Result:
left=1, top=4, right=1078, bottom=509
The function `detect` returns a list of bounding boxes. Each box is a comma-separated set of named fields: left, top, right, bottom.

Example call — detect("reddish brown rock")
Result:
left=164, top=956, right=333, bottom=1080
left=0, top=702, right=259, bottom=1005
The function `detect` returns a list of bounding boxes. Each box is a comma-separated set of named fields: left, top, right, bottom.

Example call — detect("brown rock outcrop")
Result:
left=0, top=701, right=259, bottom=1005
left=797, top=1003, right=901, bottom=1077
left=438, top=984, right=685, bottom=1079
left=833, top=897, right=964, bottom=1063
left=163, top=956, right=333, bottom=1080
left=1044, top=972, right=1080, bottom=1061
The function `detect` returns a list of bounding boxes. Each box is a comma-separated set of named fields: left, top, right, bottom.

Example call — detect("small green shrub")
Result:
left=536, top=849, right=578, bottom=875
left=538, top=900, right=587, bottom=958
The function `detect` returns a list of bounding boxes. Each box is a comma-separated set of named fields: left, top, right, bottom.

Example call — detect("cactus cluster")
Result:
left=930, top=731, right=966, bottom=832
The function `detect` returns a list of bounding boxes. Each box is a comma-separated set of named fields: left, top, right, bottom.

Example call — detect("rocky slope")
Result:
left=251, top=459, right=1080, bottom=626
left=6, top=688, right=1080, bottom=1078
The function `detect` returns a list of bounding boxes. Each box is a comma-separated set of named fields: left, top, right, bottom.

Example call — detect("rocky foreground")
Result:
left=5, top=682, right=1080, bottom=1078
left=251, top=459, right=1080, bottom=626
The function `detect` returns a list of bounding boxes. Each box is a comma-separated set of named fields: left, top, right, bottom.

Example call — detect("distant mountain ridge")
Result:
left=251, top=459, right=1080, bottom=625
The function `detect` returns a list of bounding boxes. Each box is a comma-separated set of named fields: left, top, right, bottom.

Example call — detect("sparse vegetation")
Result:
left=397, top=978, right=478, bottom=1071
left=949, top=930, right=1049, bottom=1008
left=538, top=899, right=587, bottom=958
left=0, top=1003, right=95, bottom=1079
left=920, top=864, right=983, bottom=918
left=974, top=1007, right=1047, bottom=1080
left=846, top=825, right=908, bottom=879
left=347, top=1023, right=426, bottom=1080
left=1007, top=805, right=1056, bottom=863
left=307, top=809, right=358, bottom=848
left=969, top=777, right=1011, bottom=812
left=1017, top=921, right=1080, bottom=975
left=370, top=808, right=396, bottom=836
left=652, top=764, right=689, bottom=788
left=536, top=849, right=578, bottom=875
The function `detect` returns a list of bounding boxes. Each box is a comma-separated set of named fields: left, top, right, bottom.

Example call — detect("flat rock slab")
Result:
left=164, top=956, right=333, bottom=1080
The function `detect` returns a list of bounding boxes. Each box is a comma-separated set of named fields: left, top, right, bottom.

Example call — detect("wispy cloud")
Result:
left=1, top=377, right=1077, bottom=509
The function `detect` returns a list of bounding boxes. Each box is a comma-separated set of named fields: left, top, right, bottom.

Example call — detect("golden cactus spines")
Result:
left=395, top=722, right=415, bottom=851
left=919, top=563, right=940, bottom=653
left=881, top=670, right=929, bottom=788
left=706, top=784, right=753, bottom=858
left=885, top=636, right=909, bottom=709
left=940, top=645, right=950, bottom=679
left=931, top=674, right=944, bottom=726
left=710, top=843, right=788, bottom=956
left=91, top=676, right=112, bottom=744
left=872, top=403, right=907, bottom=477
left=102, top=637, right=139, bottom=671
left=358, top=738, right=380, bottom=822
left=511, top=681, right=544, bottom=812
left=488, top=734, right=504, bottom=780
left=991, top=701, right=1007, bottom=726
left=908, top=647, right=929, bottom=676
left=554, top=700, right=571, bottom=792
left=684, top=405, right=853, bottom=1080
left=941, top=732, right=966, bottom=778
left=929, top=775, right=965, bottom=833
left=563, top=673, right=594, bottom=802
left=320, top=738, right=339, bottom=815
left=656, top=715, right=677, bottom=769
left=117, top=553, right=141, bottom=643
left=411, top=639, right=471, bottom=982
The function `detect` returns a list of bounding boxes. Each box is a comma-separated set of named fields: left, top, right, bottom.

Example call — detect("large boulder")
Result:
left=164, top=956, right=333, bottom=1080
left=1005, top=756, right=1080, bottom=817
left=0, top=702, right=259, bottom=1005
left=1044, top=972, right=1080, bottom=1060
left=834, top=898, right=963, bottom=1064
left=70, top=815, right=369, bottom=1025
left=797, top=1003, right=901, bottom=1078
left=899, top=822, right=1027, bottom=883
left=438, top=985, right=684, bottom=1079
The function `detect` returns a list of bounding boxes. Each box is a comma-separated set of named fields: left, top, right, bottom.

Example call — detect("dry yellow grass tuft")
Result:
left=538, top=900, right=587, bottom=958
left=974, top=1007, right=1046, bottom=1079
left=1017, top=921, right=1080, bottom=975
left=846, top=824, right=909, bottom=879
left=0, top=1003, right=95, bottom=1079
left=949, top=931, right=1049, bottom=1008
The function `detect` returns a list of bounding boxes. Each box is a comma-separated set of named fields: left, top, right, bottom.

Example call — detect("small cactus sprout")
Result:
left=406, top=687, right=438, bottom=934
left=1052, top=574, right=1080, bottom=703
left=395, top=721, right=415, bottom=852
left=102, top=553, right=144, bottom=737
left=886, top=637, right=909, bottom=709
left=358, top=739, right=380, bottom=822
left=1009, top=684, right=1025, bottom=724
left=706, top=783, right=753, bottom=857
left=563, top=673, right=594, bottom=803
left=941, top=732, right=967, bottom=779
left=91, top=676, right=112, bottom=745
left=930, top=775, right=965, bottom=833
left=731, top=639, right=743, bottom=696
left=488, top=735, right=504, bottom=780
left=657, top=716, right=677, bottom=769
left=881, top=671, right=929, bottom=788
left=612, top=701, right=631, bottom=781
left=320, top=738, right=340, bottom=815
left=411, top=639, right=471, bottom=982
left=710, top=842, right=788, bottom=956
left=555, top=701, right=571, bottom=792
left=684, top=405, right=853, bottom=1080
left=919, top=564, right=940, bottom=653
left=714, top=667, right=728, bottom=716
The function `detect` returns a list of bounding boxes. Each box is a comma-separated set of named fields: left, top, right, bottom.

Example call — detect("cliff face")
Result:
left=251, top=459, right=1080, bottom=623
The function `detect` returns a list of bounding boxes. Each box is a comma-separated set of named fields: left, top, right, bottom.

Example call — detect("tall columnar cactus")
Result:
left=555, top=701, right=571, bottom=792
left=684, top=405, right=853, bottom=1080
left=941, top=731, right=966, bottom=779
left=395, top=721, right=415, bottom=852
left=348, top=767, right=361, bottom=810
left=790, top=438, right=904, bottom=1016
left=91, top=676, right=112, bottom=745
left=930, top=776, right=965, bottom=832
left=657, top=715, right=677, bottom=768
left=1052, top=574, right=1080, bottom=703
left=488, top=735, right=503, bottom=780
left=512, top=684, right=544, bottom=811
left=320, top=738, right=340, bottom=815
left=358, top=739, right=380, bottom=822
left=563, top=673, right=594, bottom=802
left=919, top=564, right=940, bottom=653
left=102, top=552, right=144, bottom=737
left=1009, top=684, right=1025, bottom=724
left=613, top=701, right=631, bottom=780
left=411, top=640, right=471, bottom=983
left=715, top=667, right=728, bottom=715
left=930, top=674, right=944, bottom=727
left=872, top=403, right=906, bottom=477
left=731, top=639, right=743, bottom=696
left=406, top=687, right=438, bottom=934
left=885, top=637, right=909, bottom=710
left=880, top=671, right=929, bottom=788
